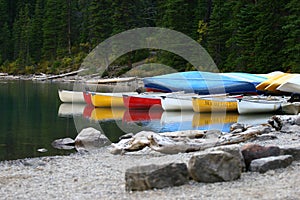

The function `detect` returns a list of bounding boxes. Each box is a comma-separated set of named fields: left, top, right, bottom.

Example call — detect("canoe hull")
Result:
left=161, top=97, right=192, bottom=111
left=237, top=99, right=282, bottom=114
left=123, top=95, right=162, bottom=110
left=58, top=90, right=85, bottom=103
left=91, top=93, right=124, bottom=107
left=192, top=97, right=238, bottom=113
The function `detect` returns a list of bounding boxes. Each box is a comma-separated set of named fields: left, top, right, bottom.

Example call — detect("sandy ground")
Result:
left=1, top=135, right=300, bottom=200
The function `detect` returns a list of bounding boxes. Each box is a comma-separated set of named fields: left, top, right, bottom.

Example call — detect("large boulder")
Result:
left=241, top=143, right=280, bottom=170
left=280, top=144, right=300, bottom=161
left=208, top=144, right=246, bottom=172
left=188, top=151, right=242, bottom=183
left=75, top=127, right=111, bottom=149
left=249, top=155, right=293, bottom=173
left=125, top=163, right=188, bottom=191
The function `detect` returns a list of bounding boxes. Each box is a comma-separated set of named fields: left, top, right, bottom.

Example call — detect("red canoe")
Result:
left=123, top=94, right=162, bottom=110
left=83, top=91, right=92, bottom=105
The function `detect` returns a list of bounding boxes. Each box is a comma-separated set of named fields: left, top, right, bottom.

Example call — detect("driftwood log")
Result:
left=110, top=124, right=274, bottom=155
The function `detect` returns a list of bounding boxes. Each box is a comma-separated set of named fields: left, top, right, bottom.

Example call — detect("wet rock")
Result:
left=125, top=163, right=188, bottom=191
left=208, top=144, right=246, bottom=172
left=75, top=127, right=111, bottom=149
left=37, top=148, right=48, bottom=153
left=52, top=138, right=75, bottom=150
left=280, top=144, right=300, bottom=161
left=249, top=155, right=293, bottom=173
left=241, top=144, right=280, bottom=170
left=188, top=151, right=242, bottom=183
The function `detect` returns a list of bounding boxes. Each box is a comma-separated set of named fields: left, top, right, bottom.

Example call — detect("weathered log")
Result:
left=110, top=124, right=275, bottom=155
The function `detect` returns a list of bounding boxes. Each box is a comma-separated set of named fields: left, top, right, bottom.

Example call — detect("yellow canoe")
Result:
left=264, top=74, right=298, bottom=92
left=256, top=73, right=288, bottom=91
left=192, top=97, right=238, bottom=112
left=90, top=108, right=125, bottom=121
left=91, top=93, right=124, bottom=107
left=192, top=112, right=239, bottom=127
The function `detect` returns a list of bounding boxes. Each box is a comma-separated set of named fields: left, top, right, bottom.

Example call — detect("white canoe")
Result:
left=281, top=102, right=300, bottom=115
left=58, top=90, right=85, bottom=103
left=276, top=75, right=300, bottom=93
left=237, top=98, right=283, bottom=114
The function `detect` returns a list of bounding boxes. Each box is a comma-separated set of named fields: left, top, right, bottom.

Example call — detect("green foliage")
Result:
left=0, top=0, right=299, bottom=74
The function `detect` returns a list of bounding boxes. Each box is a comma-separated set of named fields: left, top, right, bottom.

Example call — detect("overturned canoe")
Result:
left=143, top=71, right=266, bottom=94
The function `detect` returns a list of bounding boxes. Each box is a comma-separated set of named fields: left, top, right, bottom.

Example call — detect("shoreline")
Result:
left=1, top=129, right=300, bottom=199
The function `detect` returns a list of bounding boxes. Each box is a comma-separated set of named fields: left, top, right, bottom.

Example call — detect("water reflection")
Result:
left=58, top=103, right=273, bottom=140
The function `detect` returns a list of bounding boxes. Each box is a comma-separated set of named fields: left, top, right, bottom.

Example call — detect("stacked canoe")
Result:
left=58, top=70, right=300, bottom=115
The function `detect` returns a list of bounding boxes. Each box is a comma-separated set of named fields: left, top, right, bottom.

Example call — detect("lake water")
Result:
left=0, top=80, right=272, bottom=161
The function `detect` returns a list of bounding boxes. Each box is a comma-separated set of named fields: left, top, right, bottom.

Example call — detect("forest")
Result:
left=0, top=0, right=299, bottom=75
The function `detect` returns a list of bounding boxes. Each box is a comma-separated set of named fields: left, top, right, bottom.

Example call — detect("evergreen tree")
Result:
left=283, top=0, right=300, bottom=72
left=30, top=0, right=44, bottom=62
left=253, top=0, right=287, bottom=73
left=0, top=0, right=11, bottom=63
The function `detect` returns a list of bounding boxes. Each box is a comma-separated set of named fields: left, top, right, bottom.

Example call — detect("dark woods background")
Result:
left=0, top=0, right=299, bottom=75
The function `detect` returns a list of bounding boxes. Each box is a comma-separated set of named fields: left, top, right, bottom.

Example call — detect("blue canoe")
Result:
left=143, top=71, right=267, bottom=94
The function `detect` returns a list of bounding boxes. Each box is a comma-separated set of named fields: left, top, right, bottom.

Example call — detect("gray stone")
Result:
left=230, top=123, right=245, bottom=133
left=204, top=130, right=222, bottom=139
left=241, top=143, right=280, bottom=170
left=280, top=144, right=300, bottom=161
left=254, top=133, right=278, bottom=141
left=295, top=116, right=300, bottom=126
left=208, top=144, right=246, bottom=172
left=281, top=124, right=300, bottom=133
left=188, top=151, right=242, bottom=183
left=249, top=155, right=293, bottom=173
left=51, top=138, right=75, bottom=149
left=125, top=163, right=188, bottom=191
left=75, top=127, right=111, bottom=149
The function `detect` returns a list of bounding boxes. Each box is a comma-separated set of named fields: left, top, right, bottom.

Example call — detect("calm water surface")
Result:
left=0, top=80, right=272, bottom=161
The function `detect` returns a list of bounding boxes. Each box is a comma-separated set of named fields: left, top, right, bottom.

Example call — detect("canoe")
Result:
left=264, top=74, right=297, bottom=92
left=58, top=90, right=85, bottom=103
left=143, top=71, right=266, bottom=94
left=90, top=108, right=125, bottom=121
left=83, top=91, right=92, bottom=105
left=123, top=93, right=165, bottom=109
left=161, top=93, right=228, bottom=111
left=91, top=92, right=137, bottom=107
left=237, top=97, right=284, bottom=114
left=192, top=96, right=239, bottom=112
left=255, top=73, right=293, bottom=92
left=276, top=75, right=300, bottom=93
left=281, top=102, right=300, bottom=115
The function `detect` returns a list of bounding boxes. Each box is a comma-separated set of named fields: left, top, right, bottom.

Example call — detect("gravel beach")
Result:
left=1, top=131, right=300, bottom=200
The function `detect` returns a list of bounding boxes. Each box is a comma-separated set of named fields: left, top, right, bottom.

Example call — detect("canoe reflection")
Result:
left=90, top=107, right=125, bottom=121
left=122, top=109, right=163, bottom=122
left=58, top=103, right=86, bottom=117
left=192, top=112, right=239, bottom=132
